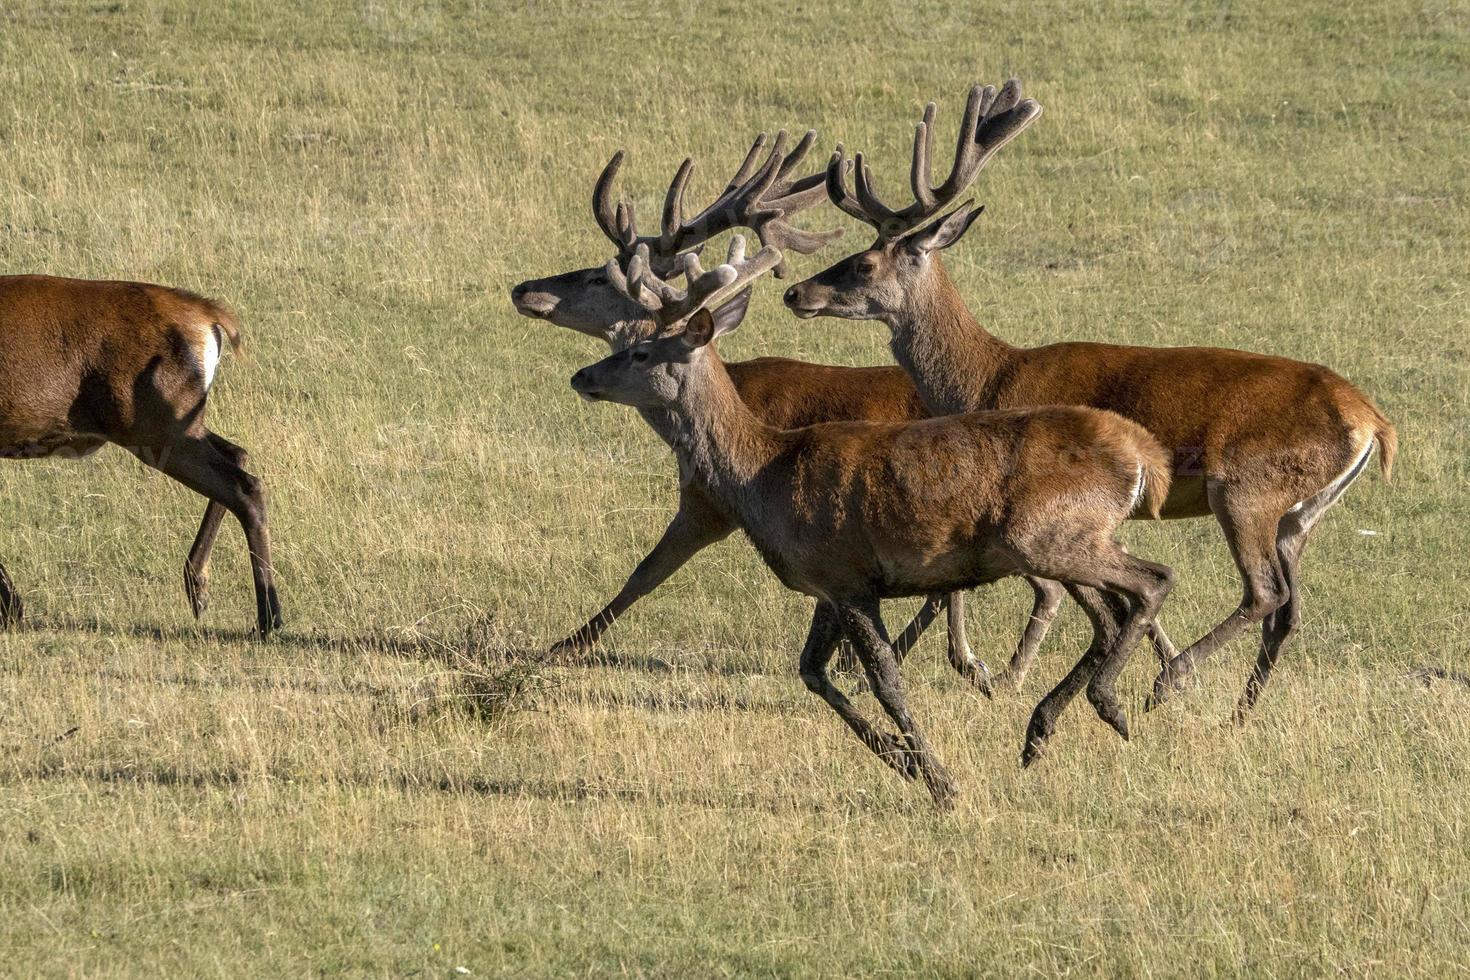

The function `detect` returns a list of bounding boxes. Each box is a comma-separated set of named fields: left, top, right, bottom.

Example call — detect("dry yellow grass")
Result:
left=0, top=0, right=1467, bottom=974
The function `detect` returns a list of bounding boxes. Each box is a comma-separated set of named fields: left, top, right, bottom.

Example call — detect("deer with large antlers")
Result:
left=783, top=79, right=1397, bottom=718
left=570, top=238, right=1176, bottom=806
left=512, top=132, right=999, bottom=684
left=0, top=275, right=282, bottom=634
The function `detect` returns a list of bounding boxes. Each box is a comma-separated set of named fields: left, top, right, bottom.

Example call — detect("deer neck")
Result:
left=884, top=257, right=1016, bottom=416
left=665, top=351, right=781, bottom=501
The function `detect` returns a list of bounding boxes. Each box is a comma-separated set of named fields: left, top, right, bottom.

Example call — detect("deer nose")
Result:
left=783, top=285, right=800, bottom=307
left=510, top=282, right=527, bottom=300
left=570, top=368, right=588, bottom=389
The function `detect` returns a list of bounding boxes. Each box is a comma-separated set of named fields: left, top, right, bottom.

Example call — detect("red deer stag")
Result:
left=782, top=79, right=1396, bottom=718
left=512, top=132, right=993, bottom=684
left=570, top=237, right=1176, bottom=806
left=0, top=276, right=282, bottom=634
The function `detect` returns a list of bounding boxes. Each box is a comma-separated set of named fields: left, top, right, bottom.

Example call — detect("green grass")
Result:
left=1, top=0, right=1467, bottom=974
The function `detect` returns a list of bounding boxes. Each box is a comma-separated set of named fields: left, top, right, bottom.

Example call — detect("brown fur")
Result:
left=787, top=226, right=1396, bottom=716
left=0, top=274, right=281, bottom=634
left=571, top=307, right=1178, bottom=805
left=786, top=76, right=1396, bottom=714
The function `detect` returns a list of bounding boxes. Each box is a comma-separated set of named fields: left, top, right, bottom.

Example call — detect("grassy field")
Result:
left=1, top=0, right=1467, bottom=974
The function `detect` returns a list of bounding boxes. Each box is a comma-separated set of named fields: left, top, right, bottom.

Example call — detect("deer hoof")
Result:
left=184, top=565, right=209, bottom=619
left=1021, top=714, right=1055, bottom=769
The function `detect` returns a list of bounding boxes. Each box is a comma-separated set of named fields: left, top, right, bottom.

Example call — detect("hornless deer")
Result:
left=512, top=133, right=996, bottom=686
left=782, top=79, right=1397, bottom=718
left=569, top=238, right=1176, bottom=806
left=0, top=275, right=282, bottom=634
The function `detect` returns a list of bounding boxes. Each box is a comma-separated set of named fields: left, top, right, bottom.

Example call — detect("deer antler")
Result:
left=593, top=132, right=840, bottom=278
left=606, top=236, right=782, bottom=327
left=826, top=78, right=1043, bottom=241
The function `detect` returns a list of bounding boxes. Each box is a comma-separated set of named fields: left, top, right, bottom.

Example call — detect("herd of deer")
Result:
left=0, top=79, right=1393, bottom=808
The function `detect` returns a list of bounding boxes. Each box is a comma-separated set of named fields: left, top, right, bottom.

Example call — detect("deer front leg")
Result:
left=993, top=577, right=1065, bottom=693
left=798, top=602, right=920, bottom=782
left=943, top=591, right=993, bottom=696
left=837, top=599, right=958, bottom=809
left=550, top=503, right=733, bottom=654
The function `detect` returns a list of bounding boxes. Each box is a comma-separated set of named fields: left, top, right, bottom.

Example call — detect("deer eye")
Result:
left=587, top=273, right=609, bottom=286
left=631, top=349, right=650, bottom=363
left=855, top=254, right=881, bottom=280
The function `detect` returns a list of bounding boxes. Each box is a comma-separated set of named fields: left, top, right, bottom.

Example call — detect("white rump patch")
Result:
left=1129, top=464, right=1146, bottom=512
left=194, top=324, right=222, bottom=389
left=1285, top=433, right=1375, bottom=533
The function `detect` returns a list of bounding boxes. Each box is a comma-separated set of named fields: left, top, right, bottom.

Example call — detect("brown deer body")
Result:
left=0, top=275, right=282, bottom=634
left=783, top=79, right=1396, bottom=717
left=570, top=243, right=1176, bottom=806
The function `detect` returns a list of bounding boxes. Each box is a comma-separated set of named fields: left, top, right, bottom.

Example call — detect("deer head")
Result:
left=570, top=236, right=780, bottom=407
left=782, top=79, right=1042, bottom=324
left=512, top=131, right=839, bottom=351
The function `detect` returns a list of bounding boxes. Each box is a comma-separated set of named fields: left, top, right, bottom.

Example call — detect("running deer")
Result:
left=570, top=238, right=1176, bottom=806
left=782, top=79, right=1397, bottom=718
left=0, top=275, right=283, bottom=634
left=512, top=132, right=990, bottom=680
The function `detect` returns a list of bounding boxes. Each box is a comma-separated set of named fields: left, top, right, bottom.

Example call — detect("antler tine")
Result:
left=931, top=83, right=992, bottom=203
left=971, top=80, right=1044, bottom=172
left=726, top=133, right=771, bottom=193
left=829, top=79, right=1041, bottom=241
left=989, top=77, right=1022, bottom=117
left=825, top=145, right=869, bottom=224
left=602, top=243, right=670, bottom=316
left=644, top=235, right=780, bottom=325
left=853, top=154, right=904, bottom=226
left=593, top=151, right=637, bottom=249
left=659, top=157, right=696, bottom=255
left=910, top=103, right=937, bottom=209
left=775, top=129, right=818, bottom=181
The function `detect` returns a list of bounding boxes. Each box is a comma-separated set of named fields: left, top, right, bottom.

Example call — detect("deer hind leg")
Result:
left=994, top=577, right=1066, bottom=693
left=1234, top=534, right=1304, bottom=722
left=1083, top=555, right=1175, bottom=737
left=137, top=431, right=282, bottom=635
left=836, top=599, right=958, bottom=809
left=1234, top=451, right=1368, bottom=719
left=0, top=561, right=22, bottom=628
left=798, top=602, right=920, bottom=782
left=549, top=503, right=732, bottom=654
left=936, top=591, right=992, bottom=695
left=183, top=432, right=249, bottom=621
left=1018, top=537, right=1175, bottom=766
left=1149, top=483, right=1291, bottom=709
left=1022, top=585, right=1117, bottom=768
left=891, top=593, right=946, bottom=661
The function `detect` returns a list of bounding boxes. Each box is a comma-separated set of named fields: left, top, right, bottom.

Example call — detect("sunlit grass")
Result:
left=0, top=0, right=1466, bottom=974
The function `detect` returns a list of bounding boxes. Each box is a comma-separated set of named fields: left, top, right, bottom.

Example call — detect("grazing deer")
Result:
left=782, top=79, right=1397, bottom=718
left=0, top=275, right=282, bottom=634
left=512, top=133, right=994, bottom=685
left=570, top=239, right=1176, bottom=806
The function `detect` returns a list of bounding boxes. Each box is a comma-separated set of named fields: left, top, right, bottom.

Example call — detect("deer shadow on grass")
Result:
left=9, top=759, right=888, bottom=816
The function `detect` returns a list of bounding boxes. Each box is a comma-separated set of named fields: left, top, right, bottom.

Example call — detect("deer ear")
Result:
left=682, top=308, right=718, bottom=349
left=708, top=286, right=752, bottom=340
left=906, top=202, right=985, bottom=254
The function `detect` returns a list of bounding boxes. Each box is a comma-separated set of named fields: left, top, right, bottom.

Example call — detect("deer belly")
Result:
left=875, top=546, right=1011, bottom=597
left=0, top=434, right=106, bottom=459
